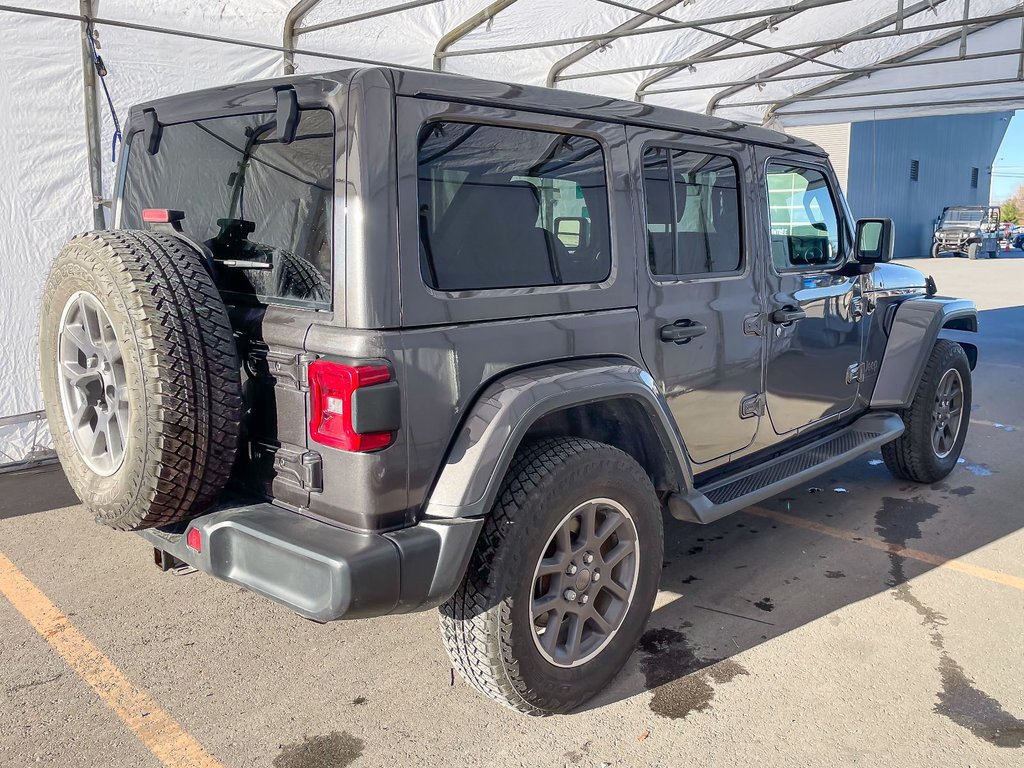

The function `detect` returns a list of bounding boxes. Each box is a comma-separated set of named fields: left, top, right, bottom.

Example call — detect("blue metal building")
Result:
left=792, top=113, right=1012, bottom=258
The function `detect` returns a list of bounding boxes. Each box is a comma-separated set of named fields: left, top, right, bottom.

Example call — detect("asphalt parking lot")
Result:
left=2, top=253, right=1022, bottom=768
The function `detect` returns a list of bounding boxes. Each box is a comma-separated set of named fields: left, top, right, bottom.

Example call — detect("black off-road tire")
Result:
left=930, top=243, right=941, bottom=259
left=247, top=248, right=330, bottom=304
left=39, top=231, right=242, bottom=530
left=439, top=438, right=663, bottom=715
left=967, top=242, right=980, bottom=260
left=882, top=340, right=971, bottom=484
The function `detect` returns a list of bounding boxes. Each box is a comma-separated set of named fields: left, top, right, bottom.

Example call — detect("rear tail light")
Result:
left=308, top=360, right=396, bottom=452
left=186, top=527, right=202, bottom=553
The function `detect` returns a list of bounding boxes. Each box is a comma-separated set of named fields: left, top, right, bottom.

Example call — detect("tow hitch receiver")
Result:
left=152, top=548, right=197, bottom=576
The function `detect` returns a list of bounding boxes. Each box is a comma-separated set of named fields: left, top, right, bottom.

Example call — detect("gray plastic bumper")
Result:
left=139, top=503, right=483, bottom=623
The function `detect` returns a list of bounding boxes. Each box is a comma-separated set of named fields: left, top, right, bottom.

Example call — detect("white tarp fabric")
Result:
left=1, top=0, right=1023, bottom=464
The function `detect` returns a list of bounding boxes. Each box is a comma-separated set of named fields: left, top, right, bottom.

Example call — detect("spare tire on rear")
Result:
left=39, top=230, right=242, bottom=530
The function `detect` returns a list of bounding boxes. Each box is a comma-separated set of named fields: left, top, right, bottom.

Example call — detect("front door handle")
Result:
left=770, top=306, right=806, bottom=325
left=660, top=319, right=707, bottom=344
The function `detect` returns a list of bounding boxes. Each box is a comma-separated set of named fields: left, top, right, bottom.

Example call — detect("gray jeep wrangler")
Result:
left=39, top=67, right=978, bottom=715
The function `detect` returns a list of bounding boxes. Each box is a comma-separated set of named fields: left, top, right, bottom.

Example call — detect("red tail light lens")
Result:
left=186, top=527, right=202, bottom=553
left=308, top=360, right=393, bottom=452
left=141, top=208, right=185, bottom=223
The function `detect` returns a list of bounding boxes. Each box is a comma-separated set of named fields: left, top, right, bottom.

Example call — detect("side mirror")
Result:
left=554, top=216, right=589, bottom=250
left=855, top=218, right=894, bottom=263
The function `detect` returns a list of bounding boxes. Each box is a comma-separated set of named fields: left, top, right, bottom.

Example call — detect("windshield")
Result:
left=941, top=208, right=985, bottom=225
left=120, top=109, right=334, bottom=309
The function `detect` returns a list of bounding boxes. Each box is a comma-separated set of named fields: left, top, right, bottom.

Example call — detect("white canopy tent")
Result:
left=2, top=0, right=1023, bottom=466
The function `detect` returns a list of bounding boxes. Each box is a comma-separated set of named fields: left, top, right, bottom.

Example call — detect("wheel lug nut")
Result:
left=579, top=594, right=589, bottom=605
left=582, top=552, right=594, bottom=565
left=566, top=564, right=578, bottom=575
left=592, top=571, right=600, bottom=582
left=563, top=589, right=577, bottom=601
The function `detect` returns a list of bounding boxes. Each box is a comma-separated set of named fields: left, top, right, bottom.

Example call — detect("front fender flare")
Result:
left=422, top=358, right=691, bottom=519
left=871, top=297, right=977, bottom=409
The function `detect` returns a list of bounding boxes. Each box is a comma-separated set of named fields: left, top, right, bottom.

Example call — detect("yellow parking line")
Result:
left=746, top=506, right=1024, bottom=592
left=0, top=552, right=223, bottom=768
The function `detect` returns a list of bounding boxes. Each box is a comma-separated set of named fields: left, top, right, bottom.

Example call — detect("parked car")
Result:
left=38, top=67, right=978, bottom=715
left=931, top=205, right=1001, bottom=258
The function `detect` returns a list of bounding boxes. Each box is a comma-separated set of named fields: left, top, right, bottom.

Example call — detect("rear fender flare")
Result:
left=422, top=358, right=691, bottom=519
left=871, top=298, right=978, bottom=409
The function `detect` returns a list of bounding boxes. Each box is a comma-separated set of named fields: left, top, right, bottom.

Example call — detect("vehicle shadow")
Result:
left=0, top=463, right=80, bottom=520
left=580, top=456, right=1020, bottom=719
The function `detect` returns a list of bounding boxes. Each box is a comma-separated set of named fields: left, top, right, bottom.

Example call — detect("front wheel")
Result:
left=439, top=438, right=663, bottom=715
left=930, top=242, right=941, bottom=259
left=882, top=340, right=972, bottom=483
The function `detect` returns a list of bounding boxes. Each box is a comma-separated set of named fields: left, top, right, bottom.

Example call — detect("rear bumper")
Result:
left=139, top=503, right=483, bottom=622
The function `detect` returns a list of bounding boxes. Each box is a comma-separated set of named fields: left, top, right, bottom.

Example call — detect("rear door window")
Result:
left=641, top=147, right=742, bottom=278
left=416, top=122, right=611, bottom=291
left=121, top=109, right=334, bottom=308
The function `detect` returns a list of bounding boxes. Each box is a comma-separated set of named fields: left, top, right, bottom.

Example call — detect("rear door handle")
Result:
left=770, top=306, right=806, bottom=325
left=660, top=319, right=707, bottom=344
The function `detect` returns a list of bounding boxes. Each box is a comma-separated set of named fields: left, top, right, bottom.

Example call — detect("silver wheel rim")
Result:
left=529, top=498, right=640, bottom=669
left=57, top=291, right=129, bottom=476
left=932, top=368, right=964, bottom=459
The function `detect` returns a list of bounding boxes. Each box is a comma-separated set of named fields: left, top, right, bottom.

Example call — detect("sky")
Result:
left=991, top=110, right=1024, bottom=203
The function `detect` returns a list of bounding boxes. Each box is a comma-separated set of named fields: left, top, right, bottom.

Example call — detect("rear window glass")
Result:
left=121, top=109, right=334, bottom=309
left=417, top=122, right=612, bottom=291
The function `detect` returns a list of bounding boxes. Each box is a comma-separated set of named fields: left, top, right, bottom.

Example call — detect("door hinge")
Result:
left=740, top=393, right=765, bottom=419
left=248, top=348, right=317, bottom=391
left=851, top=296, right=865, bottom=320
left=846, top=362, right=866, bottom=385
left=742, top=313, right=764, bottom=336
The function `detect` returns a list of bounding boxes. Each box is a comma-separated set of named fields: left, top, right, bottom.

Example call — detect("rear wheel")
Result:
left=439, top=438, right=663, bottom=715
left=882, top=340, right=971, bottom=483
left=39, top=231, right=242, bottom=530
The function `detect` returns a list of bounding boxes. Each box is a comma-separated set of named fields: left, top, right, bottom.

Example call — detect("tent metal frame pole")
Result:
left=437, top=0, right=853, bottom=61
left=642, top=46, right=1024, bottom=95
left=547, top=0, right=688, bottom=88
left=727, top=76, right=1023, bottom=109
left=701, top=0, right=950, bottom=112
left=434, top=0, right=520, bottom=71
left=771, top=93, right=1024, bottom=117
left=557, top=0, right=847, bottom=91
left=79, top=0, right=104, bottom=229
left=583, top=5, right=1021, bottom=84
left=760, top=18, right=1003, bottom=121
left=296, top=0, right=442, bottom=36
left=1019, top=16, right=1024, bottom=78
left=634, top=0, right=845, bottom=99
left=283, top=0, right=322, bottom=74
left=960, top=0, right=971, bottom=58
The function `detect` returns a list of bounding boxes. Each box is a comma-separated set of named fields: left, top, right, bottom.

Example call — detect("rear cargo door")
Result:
left=118, top=108, right=337, bottom=510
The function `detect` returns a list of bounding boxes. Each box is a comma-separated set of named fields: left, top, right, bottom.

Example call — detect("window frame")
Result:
left=639, top=140, right=747, bottom=284
left=414, top=117, right=615, bottom=295
left=763, top=157, right=850, bottom=276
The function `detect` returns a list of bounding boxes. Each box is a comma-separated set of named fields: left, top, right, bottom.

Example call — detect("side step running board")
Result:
left=668, top=411, right=904, bottom=525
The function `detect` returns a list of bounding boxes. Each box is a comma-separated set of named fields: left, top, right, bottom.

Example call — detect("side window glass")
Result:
left=641, top=147, right=742, bottom=278
left=417, top=122, right=612, bottom=291
left=766, top=164, right=844, bottom=271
